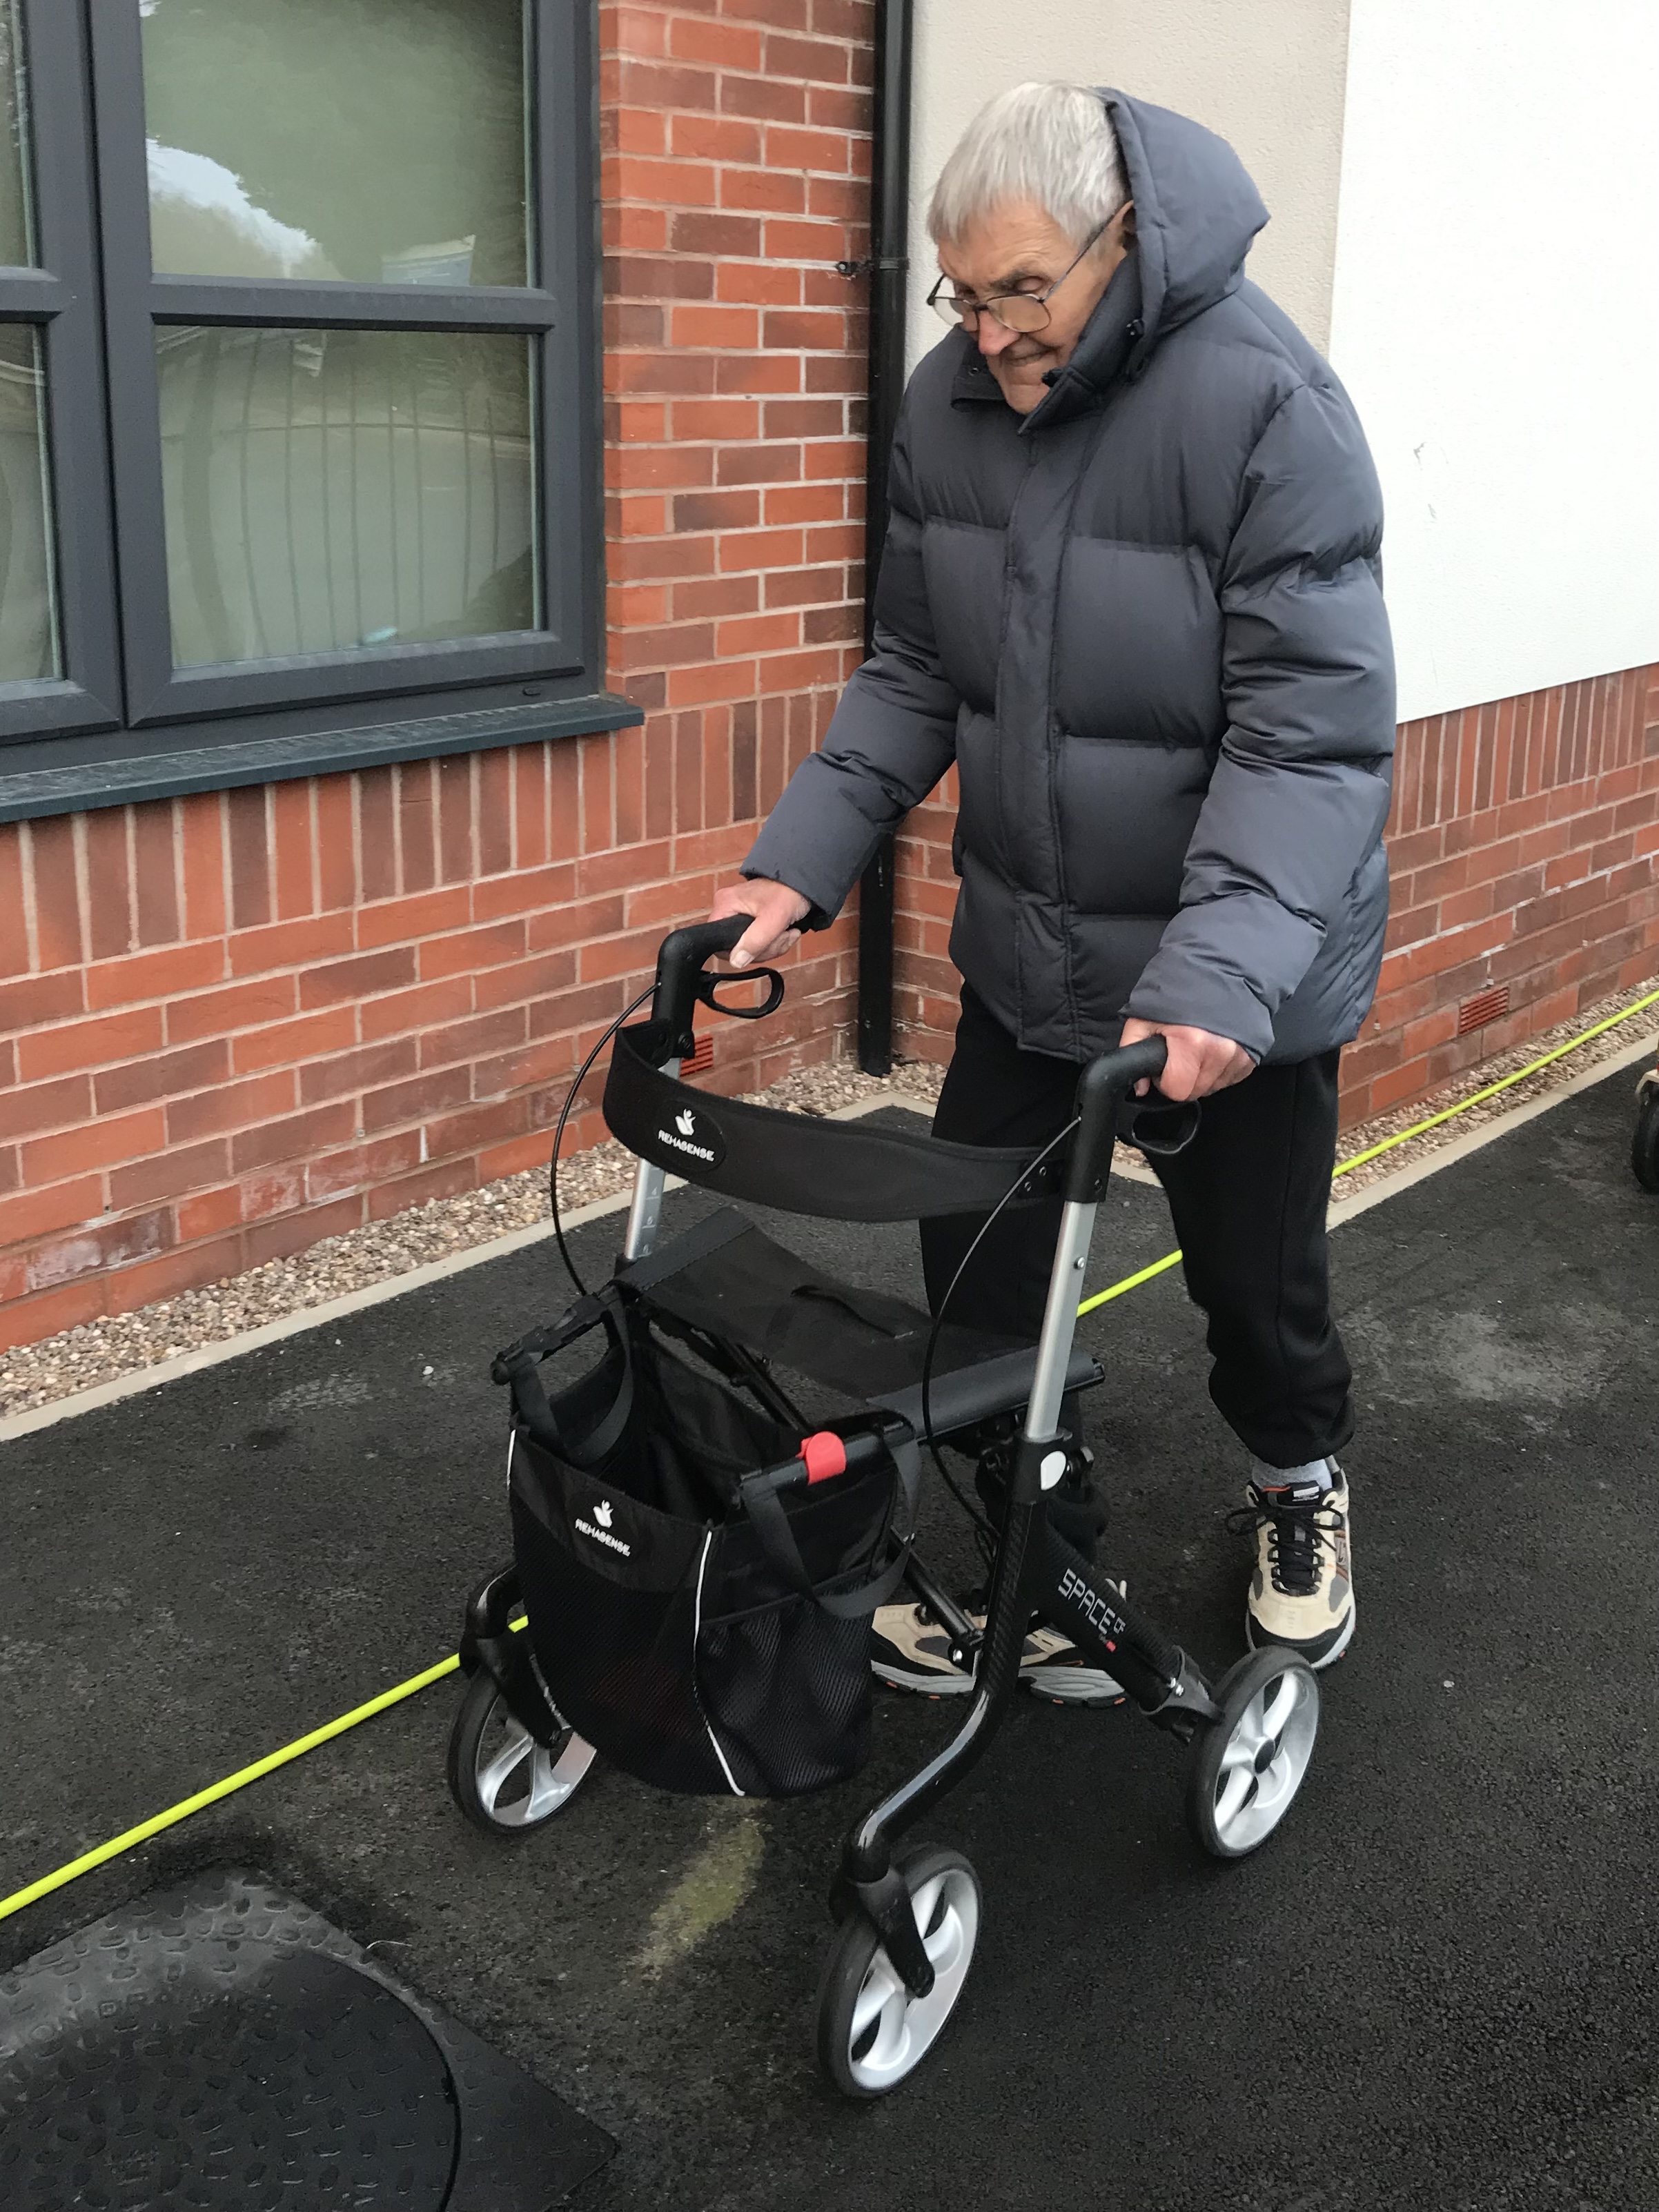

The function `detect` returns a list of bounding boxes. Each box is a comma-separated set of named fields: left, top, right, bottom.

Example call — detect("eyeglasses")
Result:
left=926, top=221, right=1110, bottom=334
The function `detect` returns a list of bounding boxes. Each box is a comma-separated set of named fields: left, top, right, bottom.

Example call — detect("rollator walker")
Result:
left=446, top=920, right=1322, bottom=2098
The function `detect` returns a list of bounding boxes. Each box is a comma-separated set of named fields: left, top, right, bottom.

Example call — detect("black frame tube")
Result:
left=841, top=1487, right=1222, bottom=1913
left=458, top=1562, right=566, bottom=1748
left=836, top=1038, right=1210, bottom=1940
left=845, top=1493, right=1041, bottom=1888
left=856, top=832, right=895, bottom=1076
left=854, top=0, right=913, bottom=1077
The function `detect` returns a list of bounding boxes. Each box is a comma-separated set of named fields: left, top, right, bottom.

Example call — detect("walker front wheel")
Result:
left=1187, top=1648, right=1319, bottom=1860
left=814, top=1846, right=981, bottom=2099
left=446, top=1668, right=595, bottom=1837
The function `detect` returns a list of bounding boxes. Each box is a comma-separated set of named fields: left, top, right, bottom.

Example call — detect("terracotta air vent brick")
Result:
left=1457, top=983, right=1511, bottom=1036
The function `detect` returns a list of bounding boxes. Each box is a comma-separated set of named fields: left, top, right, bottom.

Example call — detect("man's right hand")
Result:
left=709, top=878, right=812, bottom=968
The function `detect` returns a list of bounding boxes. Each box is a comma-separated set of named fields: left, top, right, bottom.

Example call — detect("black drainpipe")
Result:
left=844, top=0, right=914, bottom=1076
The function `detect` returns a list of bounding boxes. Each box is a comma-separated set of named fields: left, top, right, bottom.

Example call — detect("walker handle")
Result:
left=652, top=918, right=749, bottom=1051
left=1066, top=1038, right=1170, bottom=1203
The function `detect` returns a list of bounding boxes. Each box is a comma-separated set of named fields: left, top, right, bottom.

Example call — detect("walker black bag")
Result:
left=496, top=1288, right=914, bottom=1797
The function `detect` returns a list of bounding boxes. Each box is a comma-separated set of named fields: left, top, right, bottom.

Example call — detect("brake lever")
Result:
left=1115, top=1085, right=1201, bottom=1157
left=697, top=966, right=785, bottom=1020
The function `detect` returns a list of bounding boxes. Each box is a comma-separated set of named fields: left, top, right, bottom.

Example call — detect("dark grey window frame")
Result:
left=0, top=0, right=633, bottom=820
left=0, top=0, right=122, bottom=744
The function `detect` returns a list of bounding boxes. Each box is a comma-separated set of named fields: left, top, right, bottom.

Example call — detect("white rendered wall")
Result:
left=905, top=0, right=1353, bottom=369
left=1328, top=1, right=1659, bottom=722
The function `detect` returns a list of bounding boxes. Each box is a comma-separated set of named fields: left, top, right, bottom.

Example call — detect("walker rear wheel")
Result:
left=814, top=1846, right=981, bottom=2099
left=446, top=1668, right=595, bottom=1837
left=1187, top=1648, right=1319, bottom=1860
left=1632, top=1084, right=1659, bottom=1192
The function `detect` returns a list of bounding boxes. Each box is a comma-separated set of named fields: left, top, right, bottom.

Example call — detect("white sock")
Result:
left=1250, top=1456, right=1334, bottom=1493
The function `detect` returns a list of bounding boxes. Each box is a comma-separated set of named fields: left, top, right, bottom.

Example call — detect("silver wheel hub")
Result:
left=474, top=1699, right=594, bottom=1826
left=845, top=1868, right=979, bottom=2092
left=1210, top=1668, right=1317, bottom=1851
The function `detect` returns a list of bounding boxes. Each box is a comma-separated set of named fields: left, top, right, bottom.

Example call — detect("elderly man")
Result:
left=710, top=82, right=1394, bottom=1693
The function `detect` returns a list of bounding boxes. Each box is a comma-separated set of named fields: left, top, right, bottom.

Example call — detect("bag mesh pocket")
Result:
left=696, top=1594, right=873, bottom=1796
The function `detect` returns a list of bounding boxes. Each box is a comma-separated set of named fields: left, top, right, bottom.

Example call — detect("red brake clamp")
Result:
left=801, top=1432, right=848, bottom=1485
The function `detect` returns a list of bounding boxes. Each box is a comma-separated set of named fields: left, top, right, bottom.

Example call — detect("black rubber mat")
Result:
left=0, top=1870, right=613, bottom=2210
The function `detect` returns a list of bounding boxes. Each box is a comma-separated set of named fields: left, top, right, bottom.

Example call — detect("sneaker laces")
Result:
left=1227, top=1483, right=1346, bottom=1599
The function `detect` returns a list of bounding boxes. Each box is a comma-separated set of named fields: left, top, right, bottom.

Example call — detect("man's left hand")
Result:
left=1119, top=1018, right=1255, bottom=1101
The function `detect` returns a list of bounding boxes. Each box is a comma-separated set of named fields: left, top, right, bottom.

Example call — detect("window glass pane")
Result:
left=157, top=326, right=538, bottom=669
left=141, top=0, right=529, bottom=286
left=0, top=324, right=59, bottom=680
left=0, top=0, right=36, bottom=268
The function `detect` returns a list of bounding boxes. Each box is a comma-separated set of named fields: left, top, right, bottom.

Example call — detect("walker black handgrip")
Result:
left=1066, top=1038, right=1168, bottom=1203
left=653, top=918, right=749, bottom=1051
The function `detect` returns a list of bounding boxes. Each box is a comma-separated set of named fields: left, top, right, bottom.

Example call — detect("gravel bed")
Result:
left=2, top=984, right=1653, bottom=1421
left=0, top=1056, right=943, bottom=1420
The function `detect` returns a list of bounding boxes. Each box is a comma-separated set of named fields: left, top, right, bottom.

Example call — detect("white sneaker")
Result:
left=1237, top=1463, right=1355, bottom=1670
left=870, top=1597, right=1124, bottom=1705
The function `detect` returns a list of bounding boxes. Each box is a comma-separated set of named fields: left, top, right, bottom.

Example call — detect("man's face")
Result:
left=936, top=199, right=1131, bottom=415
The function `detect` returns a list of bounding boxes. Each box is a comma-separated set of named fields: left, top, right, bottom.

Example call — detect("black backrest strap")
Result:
left=603, top=1021, right=1063, bottom=1222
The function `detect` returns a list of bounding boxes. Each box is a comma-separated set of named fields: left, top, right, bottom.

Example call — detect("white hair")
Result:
left=927, top=81, right=1128, bottom=249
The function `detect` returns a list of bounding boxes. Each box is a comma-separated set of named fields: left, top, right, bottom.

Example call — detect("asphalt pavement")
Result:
left=2, top=1069, right=1656, bottom=2211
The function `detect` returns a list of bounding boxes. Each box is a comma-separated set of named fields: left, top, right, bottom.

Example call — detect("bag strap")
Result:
left=739, top=1422, right=921, bottom=1621
left=493, top=1303, right=593, bottom=1453
left=493, top=1288, right=638, bottom=1467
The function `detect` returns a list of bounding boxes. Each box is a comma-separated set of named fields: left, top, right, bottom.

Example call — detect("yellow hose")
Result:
left=0, top=1656, right=460, bottom=1922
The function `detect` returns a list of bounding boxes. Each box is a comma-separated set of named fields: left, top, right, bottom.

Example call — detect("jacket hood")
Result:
left=1030, top=89, right=1268, bottom=426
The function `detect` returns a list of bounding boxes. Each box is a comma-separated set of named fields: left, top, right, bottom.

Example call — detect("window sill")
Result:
left=0, top=693, right=644, bottom=824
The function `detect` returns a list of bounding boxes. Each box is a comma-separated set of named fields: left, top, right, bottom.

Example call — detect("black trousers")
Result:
left=920, top=987, right=1354, bottom=1469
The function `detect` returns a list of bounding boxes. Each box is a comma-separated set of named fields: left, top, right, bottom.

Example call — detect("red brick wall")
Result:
left=1346, top=664, right=1659, bottom=1118
left=890, top=663, right=1659, bottom=1119
left=0, top=747, right=840, bottom=1352
left=4, top=0, right=1652, bottom=1356
left=0, top=0, right=876, bottom=1356
left=600, top=0, right=872, bottom=798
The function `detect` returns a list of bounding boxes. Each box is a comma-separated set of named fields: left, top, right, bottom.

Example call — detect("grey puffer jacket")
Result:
left=743, top=90, right=1396, bottom=1065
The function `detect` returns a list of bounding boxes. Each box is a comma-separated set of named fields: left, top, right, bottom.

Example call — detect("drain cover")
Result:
left=0, top=1872, right=613, bottom=2211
